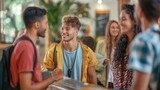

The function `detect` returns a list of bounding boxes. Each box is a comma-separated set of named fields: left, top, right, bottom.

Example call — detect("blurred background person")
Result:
left=95, top=20, right=121, bottom=88
left=82, top=36, right=105, bottom=86
left=82, top=36, right=96, bottom=51
left=104, top=20, right=121, bottom=89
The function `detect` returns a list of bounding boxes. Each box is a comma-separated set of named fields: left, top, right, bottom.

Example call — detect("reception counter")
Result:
left=47, top=77, right=109, bottom=90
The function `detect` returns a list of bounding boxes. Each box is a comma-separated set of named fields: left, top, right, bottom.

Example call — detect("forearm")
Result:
left=87, top=66, right=97, bottom=85
left=88, top=74, right=97, bottom=84
left=20, top=74, right=56, bottom=90
left=30, top=76, right=56, bottom=90
left=28, top=68, right=63, bottom=90
left=131, top=71, right=150, bottom=90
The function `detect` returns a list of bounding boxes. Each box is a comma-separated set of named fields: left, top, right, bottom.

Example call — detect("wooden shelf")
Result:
left=0, top=43, right=12, bottom=49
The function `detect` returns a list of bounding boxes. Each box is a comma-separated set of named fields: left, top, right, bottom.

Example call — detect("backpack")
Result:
left=0, top=36, right=37, bottom=90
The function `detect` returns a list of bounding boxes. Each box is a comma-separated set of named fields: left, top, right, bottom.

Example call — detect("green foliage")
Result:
left=40, top=0, right=90, bottom=41
left=2, top=0, right=33, bottom=43
left=4, top=0, right=33, bottom=34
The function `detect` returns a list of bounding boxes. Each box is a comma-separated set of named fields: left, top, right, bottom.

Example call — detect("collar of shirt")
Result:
left=147, top=24, right=160, bottom=32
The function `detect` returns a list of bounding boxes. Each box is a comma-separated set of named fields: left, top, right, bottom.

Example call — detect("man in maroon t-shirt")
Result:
left=10, top=7, right=63, bottom=90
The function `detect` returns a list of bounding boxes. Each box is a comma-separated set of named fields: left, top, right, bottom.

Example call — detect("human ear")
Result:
left=34, top=22, right=40, bottom=29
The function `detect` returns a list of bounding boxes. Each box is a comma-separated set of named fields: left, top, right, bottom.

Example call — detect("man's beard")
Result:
left=37, top=28, right=46, bottom=38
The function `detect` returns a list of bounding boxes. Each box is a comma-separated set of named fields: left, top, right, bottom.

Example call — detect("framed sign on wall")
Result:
left=95, top=10, right=110, bottom=39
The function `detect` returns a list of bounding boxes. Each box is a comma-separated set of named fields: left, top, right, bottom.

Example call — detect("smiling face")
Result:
left=120, top=10, right=134, bottom=34
left=109, top=22, right=120, bottom=37
left=60, top=23, right=78, bottom=42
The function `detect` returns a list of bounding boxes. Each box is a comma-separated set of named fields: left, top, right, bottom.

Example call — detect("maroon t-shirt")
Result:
left=10, top=35, right=42, bottom=88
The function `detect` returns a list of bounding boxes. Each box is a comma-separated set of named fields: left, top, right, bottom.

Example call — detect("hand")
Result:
left=52, top=68, right=63, bottom=81
left=104, top=58, right=110, bottom=65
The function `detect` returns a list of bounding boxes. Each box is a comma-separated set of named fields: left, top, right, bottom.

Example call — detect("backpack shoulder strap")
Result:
left=15, top=36, right=37, bottom=70
left=53, top=45, right=57, bottom=68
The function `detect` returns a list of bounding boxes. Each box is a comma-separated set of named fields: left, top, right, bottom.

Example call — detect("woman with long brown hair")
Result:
left=95, top=20, right=121, bottom=88
left=111, top=4, right=141, bottom=90
left=105, top=20, right=121, bottom=88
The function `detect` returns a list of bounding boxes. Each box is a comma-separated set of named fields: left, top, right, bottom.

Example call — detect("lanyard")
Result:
left=62, top=44, right=78, bottom=77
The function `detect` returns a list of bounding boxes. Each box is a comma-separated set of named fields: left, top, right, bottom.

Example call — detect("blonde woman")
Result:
left=95, top=20, right=121, bottom=88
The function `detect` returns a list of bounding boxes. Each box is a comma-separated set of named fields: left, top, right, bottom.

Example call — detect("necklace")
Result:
left=62, top=44, right=79, bottom=77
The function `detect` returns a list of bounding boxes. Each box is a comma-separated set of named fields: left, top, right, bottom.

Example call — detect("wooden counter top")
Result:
left=0, top=43, right=12, bottom=49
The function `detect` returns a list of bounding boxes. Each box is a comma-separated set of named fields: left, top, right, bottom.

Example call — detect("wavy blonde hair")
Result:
left=105, top=20, right=121, bottom=59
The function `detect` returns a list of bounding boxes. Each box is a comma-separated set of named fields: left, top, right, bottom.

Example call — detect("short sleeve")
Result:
left=128, top=38, right=154, bottom=74
left=18, top=41, right=34, bottom=73
left=88, top=48, right=98, bottom=67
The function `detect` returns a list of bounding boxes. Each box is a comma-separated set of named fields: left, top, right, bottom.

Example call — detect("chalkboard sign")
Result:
left=96, top=12, right=109, bottom=37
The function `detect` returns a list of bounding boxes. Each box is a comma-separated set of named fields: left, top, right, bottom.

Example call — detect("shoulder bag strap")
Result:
left=53, top=45, right=57, bottom=68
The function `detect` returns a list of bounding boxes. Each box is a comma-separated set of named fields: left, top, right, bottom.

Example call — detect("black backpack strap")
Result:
left=15, top=36, right=37, bottom=70
left=53, top=45, right=57, bottom=68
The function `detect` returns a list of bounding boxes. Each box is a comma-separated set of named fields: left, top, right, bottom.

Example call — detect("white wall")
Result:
left=76, top=0, right=118, bottom=37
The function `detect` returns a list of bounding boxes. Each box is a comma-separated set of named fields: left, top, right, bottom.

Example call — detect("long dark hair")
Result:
left=114, top=4, right=141, bottom=61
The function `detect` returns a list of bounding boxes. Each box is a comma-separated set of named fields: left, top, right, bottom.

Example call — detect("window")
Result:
left=0, top=0, right=38, bottom=43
